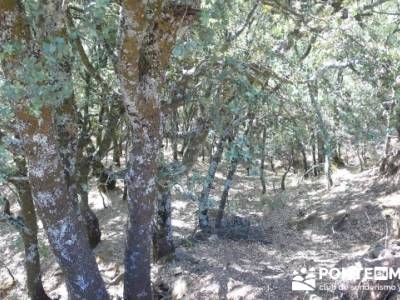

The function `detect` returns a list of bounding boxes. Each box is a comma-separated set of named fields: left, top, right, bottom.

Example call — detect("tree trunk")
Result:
left=172, top=111, right=179, bottom=162
left=153, top=119, right=209, bottom=261
left=12, top=175, right=50, bottom=300
left=317, top=133, right=324, bottom=166
left=76, top=74, right=102, bottom=249
left=300, top=142, right=308, bottom=178
left=260, top=127, right=267, bottom=194
left=17, top=107, right=109, bottom=299
left=324, top=153, right=333, bottom=189
left=124, top=137, right=157, bottom=299
left=269, top=157, right=276, bottom=174
left=281, top=158, right=293, bottom=191
left=92, top=100, right=124, bottom=176
left=153, top=184, right=174, bottom=261
left=119, top=2, right=166, bottom=297
left=113, top=136, right=122, bottom=167
left=309, top=84, right=333, bottom=189
left=3, top=198, right=10, bottom=215
left=2, top=2, right=108, bottom=298
left=198, top=136, right=226, bottom=231
left=216, top=157, right=239, bottom=228
left=79, top=190, right=101, bottom=249
left=356, top=146, right=364, bottom=172
left=311, top=132, right=318, bottom=176
left=19, top=186, right=51, bottom=300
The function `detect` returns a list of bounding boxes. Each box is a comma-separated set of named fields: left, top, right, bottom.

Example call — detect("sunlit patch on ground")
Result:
left=1, top=161, right=399, bottom=299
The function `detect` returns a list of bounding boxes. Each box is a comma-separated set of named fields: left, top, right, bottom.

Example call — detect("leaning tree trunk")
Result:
left=216, top=157, right=239, bottom=229
left=10, top=160, right=51, bottom=300
left=2, top=2, right=108, bottom=299
left=215, top=117, right=254, bottom=227
left=198, top=136, right=226, bottom=231
left=17, top=107, right=109, bottom=299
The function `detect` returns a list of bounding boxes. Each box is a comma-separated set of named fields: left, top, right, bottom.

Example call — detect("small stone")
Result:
left=368, top=244, right=385, bottom=259
left=208, top=234, right=218, bottom=241
left=174, top=267, right=183, bottom=276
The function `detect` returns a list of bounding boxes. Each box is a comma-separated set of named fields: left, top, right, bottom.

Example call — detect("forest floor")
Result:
left=1, top=161, right=400, bottom=300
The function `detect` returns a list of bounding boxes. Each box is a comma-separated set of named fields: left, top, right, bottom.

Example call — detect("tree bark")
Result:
left=216, top=157, right=239, bottom=228
left=198, top=136, right=226, bottom=231
left=76, top=75, right=101, bottom=249
left=118, top=4, right=162, bottom=297
left=123, top=135, right=157, bottom=299
left=1, top=2, right=108, bottom=299
left=308, top=84, right=333, bottom=189
left=153, top=118, right=209, bottom=261
left=298, top=142, right=308, bottom=178
left=118, top=1, right=199, bottom=297
left=311, top=131, right=318, bottom=176
left=10, top=162, right=51, bottom=300
left=17, top=107, right=109, bottom=300
left=153, top=184, right=174, bottom=261
left=260, top=126, right=267, bottom=194
left=281, top=157, right=293, bottom=191
left=270, top=157, right=276, bottom=175
left=78, top=181, right=101, bottom=249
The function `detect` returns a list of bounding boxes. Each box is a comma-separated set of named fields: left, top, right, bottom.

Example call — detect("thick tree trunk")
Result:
left=119, top=7, right=162, bottom=296
left=118, top=1, right=199, bottom=297
left=198, top=137, right=226, bottom=231
left=17, top=107, right=108, bottom=299
left=124, top=132, right=158, bottom=299
left=2, top=2, right=108, bottom=299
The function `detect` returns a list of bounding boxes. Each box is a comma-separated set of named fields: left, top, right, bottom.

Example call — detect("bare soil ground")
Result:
left=1, top=161, right=399, bottom=300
